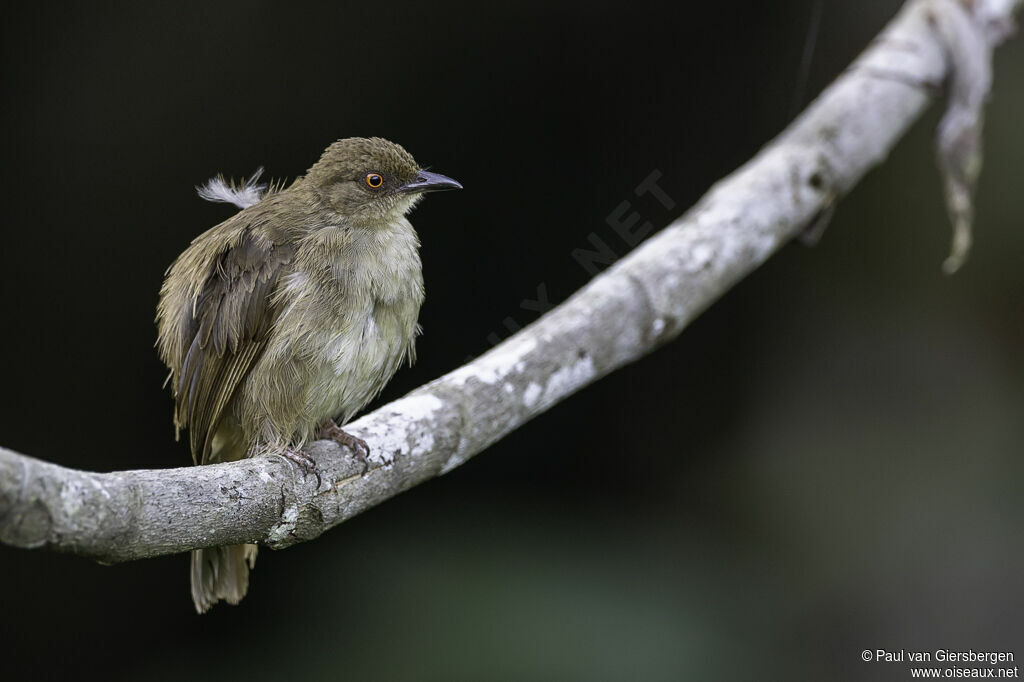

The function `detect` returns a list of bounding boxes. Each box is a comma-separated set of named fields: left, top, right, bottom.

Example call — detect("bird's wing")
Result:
left=158, top=223, right=294, bottom=464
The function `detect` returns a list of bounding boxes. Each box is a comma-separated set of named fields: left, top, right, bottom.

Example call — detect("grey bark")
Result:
left=1, top=0, right=1020, bottom=563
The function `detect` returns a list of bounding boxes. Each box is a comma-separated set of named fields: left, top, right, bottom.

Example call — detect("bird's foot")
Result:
left=282, top=447, right=322, bottom=489
left=319, top=420, right=370, bottom=474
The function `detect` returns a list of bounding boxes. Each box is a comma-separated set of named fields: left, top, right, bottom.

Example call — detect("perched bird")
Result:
left=156, top=137, right=461, bottom=613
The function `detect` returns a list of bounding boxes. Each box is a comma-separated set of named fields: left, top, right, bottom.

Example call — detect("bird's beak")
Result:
left=398, top=170, right=463, bottom=194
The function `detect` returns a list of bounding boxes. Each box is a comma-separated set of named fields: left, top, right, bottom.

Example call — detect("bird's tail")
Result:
left=190, top=417, right=255, bottom=614
left=191, top=543, right=258, bottom=614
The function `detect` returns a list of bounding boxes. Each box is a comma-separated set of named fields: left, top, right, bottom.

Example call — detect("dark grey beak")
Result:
left=398, top=170, right=463, bottom=194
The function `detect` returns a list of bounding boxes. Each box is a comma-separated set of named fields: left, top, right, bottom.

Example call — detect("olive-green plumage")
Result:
left=155, top=137, right=460, bottom=613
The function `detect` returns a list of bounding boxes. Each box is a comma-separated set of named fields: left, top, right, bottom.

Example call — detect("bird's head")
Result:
left=305, top=137, right=461, bottom=225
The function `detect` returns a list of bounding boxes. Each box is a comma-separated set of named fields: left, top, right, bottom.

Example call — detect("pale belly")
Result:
left=233, top=218, right=425, bottom=451
left=305, top=302, right=414, bottom=427
left=235, top=290, right=420, bottom=450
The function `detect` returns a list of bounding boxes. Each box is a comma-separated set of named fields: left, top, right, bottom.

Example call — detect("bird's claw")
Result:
left=319, top=420, right=371, bottom=474
left=283, top=447, right=322, bottom=489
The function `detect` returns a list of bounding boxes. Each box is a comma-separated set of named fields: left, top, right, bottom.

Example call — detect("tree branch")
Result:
left=1, top=0, right=1019, bottom=563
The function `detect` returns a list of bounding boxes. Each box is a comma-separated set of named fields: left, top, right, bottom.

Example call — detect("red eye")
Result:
left=365, top=173, right=383, bottom=188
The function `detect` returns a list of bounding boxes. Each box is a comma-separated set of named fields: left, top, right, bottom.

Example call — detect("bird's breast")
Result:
left=262, top=218, right=425, bottom=431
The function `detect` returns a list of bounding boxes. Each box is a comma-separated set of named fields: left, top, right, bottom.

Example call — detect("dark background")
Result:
left=2, top=1, right=1022, bottom=680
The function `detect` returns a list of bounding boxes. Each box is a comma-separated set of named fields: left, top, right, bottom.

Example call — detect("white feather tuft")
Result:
left=196, top=167, right=267, bottom=209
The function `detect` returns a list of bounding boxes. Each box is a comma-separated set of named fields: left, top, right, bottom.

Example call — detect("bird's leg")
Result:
left=319, top=419, right=370, bottom=473
left=282, top=447, right=322, bottom=489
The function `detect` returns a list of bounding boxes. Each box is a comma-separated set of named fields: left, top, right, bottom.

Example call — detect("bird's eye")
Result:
left=365, top=173, right=384, bottom=188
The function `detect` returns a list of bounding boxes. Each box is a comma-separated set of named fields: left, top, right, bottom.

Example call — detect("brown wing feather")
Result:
left=161, top=228, right=293, bottom=464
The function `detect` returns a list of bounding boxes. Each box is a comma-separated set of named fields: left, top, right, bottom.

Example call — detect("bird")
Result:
left=155, top=137, right=461, bottom=613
